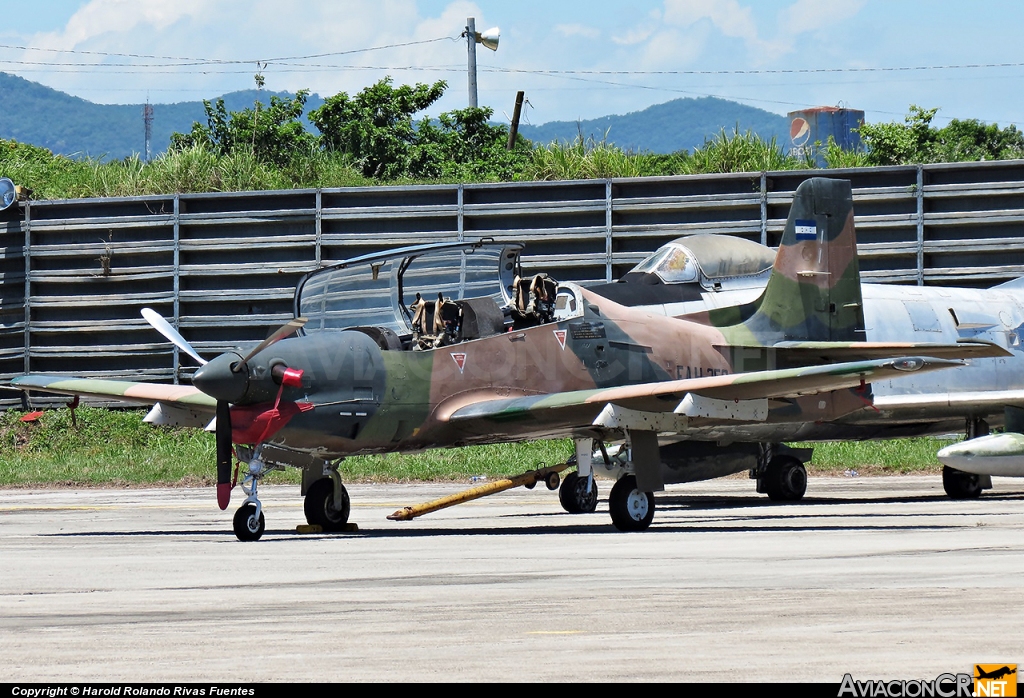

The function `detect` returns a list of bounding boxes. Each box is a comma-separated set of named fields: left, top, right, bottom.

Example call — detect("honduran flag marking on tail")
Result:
left=795, top=219, right=817, bottom=240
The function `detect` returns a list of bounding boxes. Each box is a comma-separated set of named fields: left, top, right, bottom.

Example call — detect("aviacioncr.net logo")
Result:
left=838, top=673, right=973, bottom=697
left=973, top=664, right=1017, bottom=697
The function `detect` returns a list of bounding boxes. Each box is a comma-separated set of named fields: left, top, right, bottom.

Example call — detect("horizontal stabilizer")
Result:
left=770, top=338, right=1011, bottom=360
left=718, top=339, right=1009, bottom=371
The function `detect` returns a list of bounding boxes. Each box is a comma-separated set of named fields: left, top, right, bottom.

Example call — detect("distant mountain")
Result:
left=518, top=96, right=790, bottom=153
left=0, top=73, right=789, bottom=159
left=0, top=72, right=324, bottom=160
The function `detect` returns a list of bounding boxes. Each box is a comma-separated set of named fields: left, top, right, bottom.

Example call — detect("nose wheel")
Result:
left=232, top=450, right=272, bottom=541
left=233, top=503, right=265, bottom=541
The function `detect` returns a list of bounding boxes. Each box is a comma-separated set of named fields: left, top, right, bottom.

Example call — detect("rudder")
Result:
left=721, top=177, right=865, bottom=343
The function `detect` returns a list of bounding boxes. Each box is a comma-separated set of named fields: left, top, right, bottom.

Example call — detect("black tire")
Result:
left=558, top=471, right=599, bottom=514
left=763, top=456, right=807, bottom=502
left=304, top=478, right=351, bottom=531
left=608, top=475, right=655, bottom=531
left=233, top=503, right=265, bottom=542
left=545, top=471, right=560, bottom=491
left=942, top=465, right=982, bottom=499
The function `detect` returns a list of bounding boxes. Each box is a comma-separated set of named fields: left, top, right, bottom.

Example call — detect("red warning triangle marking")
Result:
left=451, top=352, right=467, bottom=373
left=553, top=329, right=567, bottom=350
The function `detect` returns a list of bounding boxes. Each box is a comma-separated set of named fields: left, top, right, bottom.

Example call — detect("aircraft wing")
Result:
left=6, top=375, right=217, bottom=409
left=446, top=357, right=962, bottom=433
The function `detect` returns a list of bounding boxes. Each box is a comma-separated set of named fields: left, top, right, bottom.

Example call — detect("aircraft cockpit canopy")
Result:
left=294, top=240, right=522, bottom=343
left=623, top=234, right=776, bottom=291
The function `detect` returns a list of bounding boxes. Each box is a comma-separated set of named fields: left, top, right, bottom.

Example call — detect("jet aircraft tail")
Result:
left=714, top=177, right=866, bottom=345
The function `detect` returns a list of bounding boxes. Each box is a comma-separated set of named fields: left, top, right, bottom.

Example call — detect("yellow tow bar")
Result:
left=387, top=463, right=570, bottom=521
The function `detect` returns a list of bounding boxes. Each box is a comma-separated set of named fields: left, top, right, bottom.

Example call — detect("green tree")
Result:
left=858, top=105, right=1024, bottom=166
left=858, top=105, right=938, bottom=166
left=411, top=106, right=530, bottom=180
left=932, top=118, right=1024, bottom=162
left=309, top=78, right=446, bottom=178
left=170, top=90, right=314, bottom=167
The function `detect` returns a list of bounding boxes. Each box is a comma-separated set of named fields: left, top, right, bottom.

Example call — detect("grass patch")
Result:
left=0, top=406, right=955, bottom=487
left=804, top=438, right=956, bottom=475
left=0, top=407, right=572, bottom=487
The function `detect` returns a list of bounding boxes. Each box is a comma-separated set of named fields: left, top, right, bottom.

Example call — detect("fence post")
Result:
left=916, top=166, right=925, bottom=286
left=315, top=189, right=322, bottom=267
left=457, top=184, right=465, bottom=243
left=22, top=199, right=30, bottom=379
left=173, top=194, right=180, bottom=382
left=760, top=172, right=768, bottom=246
left=605, top=179, right=613, bottom=282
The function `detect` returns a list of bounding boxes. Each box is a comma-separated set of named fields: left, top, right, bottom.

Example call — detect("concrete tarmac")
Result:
left=1, top=476, right=1023, bottom=683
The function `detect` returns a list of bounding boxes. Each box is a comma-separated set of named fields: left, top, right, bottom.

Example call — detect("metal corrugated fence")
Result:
left=3, top=159, right=1024, bottom=392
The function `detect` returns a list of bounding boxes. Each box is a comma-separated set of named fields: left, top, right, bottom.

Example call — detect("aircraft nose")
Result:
left=192, top=352, right=249, bottom=403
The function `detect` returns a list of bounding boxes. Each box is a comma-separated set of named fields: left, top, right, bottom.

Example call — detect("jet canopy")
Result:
left=294, top=240, right=522, bottom=339
left=624, top=234, right=776, bottom=291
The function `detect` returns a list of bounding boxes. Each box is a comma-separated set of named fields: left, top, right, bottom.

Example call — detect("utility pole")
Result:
left=466, top=17, right=478, bottom=108
left=464, top=18, right=499, bottom=109
left=507, top=91, right=524, bottom=150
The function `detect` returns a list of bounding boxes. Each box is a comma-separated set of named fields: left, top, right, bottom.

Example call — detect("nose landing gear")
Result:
left=231, top=448, right=275, bottom=541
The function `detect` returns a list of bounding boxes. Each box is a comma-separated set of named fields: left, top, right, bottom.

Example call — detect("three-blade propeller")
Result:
left=141, top=308, right=307, bottom=510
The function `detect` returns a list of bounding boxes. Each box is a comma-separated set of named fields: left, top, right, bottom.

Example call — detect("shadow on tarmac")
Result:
left=36, top=489, right=1024, bottom=540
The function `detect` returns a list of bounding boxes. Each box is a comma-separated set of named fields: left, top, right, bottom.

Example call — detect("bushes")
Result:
left=7, top=87, right=1021, bottom=201
left=522, top=128, right=803, bottom=180
left=858, top=105, right=1024, bottom=166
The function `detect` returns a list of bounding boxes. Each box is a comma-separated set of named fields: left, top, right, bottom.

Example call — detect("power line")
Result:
left=0, top=36, right=459, bottom=66
left=484, top=62, right=1024, bottom=77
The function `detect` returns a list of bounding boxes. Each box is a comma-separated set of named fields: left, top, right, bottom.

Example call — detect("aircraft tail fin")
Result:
left=715, top=177, right=866, bottom=344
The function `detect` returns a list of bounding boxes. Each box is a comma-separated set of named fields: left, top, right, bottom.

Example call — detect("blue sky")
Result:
left=4, top=1, right=1024, bottom=128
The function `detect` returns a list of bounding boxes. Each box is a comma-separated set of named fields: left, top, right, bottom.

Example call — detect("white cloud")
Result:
left=661, top=0, right=787, bottom=60
left=555, top=24, right=600, bottom=40
left=31, top=0, right=208, bottom=50
left=611, top=26, right=655, bottom=46
left=662, top=0, right=759, bottom=42
left=10, top=0, right=490, bottom=108
left=779, top=0, right=867, bottom=37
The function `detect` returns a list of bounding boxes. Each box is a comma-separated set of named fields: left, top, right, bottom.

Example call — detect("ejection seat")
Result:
left=410, top=292, right=462, bottom=350
left=510, top=274, right=557, bottom=328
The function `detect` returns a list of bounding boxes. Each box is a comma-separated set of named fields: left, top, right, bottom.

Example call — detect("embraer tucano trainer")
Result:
left=7, top=178, right=1005, bottom=539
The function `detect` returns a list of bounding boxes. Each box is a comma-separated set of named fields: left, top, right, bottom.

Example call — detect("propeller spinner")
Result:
left=141, top=309, right=307, bottom=510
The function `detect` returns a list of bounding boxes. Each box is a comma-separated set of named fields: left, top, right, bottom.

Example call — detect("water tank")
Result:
left=787, top=107, right=864, bottom=166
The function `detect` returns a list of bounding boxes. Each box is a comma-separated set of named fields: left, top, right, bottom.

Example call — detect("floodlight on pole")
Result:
left=0, top=178, right=18, bottom=212
left=465, top=17, right=499, bottom=108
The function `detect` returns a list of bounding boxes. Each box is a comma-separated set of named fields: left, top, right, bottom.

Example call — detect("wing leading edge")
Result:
left=446, top=357, right=964, bottom=433
left=7, top=375, right=217, bottom=409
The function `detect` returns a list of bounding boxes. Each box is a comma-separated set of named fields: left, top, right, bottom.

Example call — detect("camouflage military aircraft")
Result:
left=589, top=183, right=1024, bottom=500
left=6, top=178, right=1005, bottom=539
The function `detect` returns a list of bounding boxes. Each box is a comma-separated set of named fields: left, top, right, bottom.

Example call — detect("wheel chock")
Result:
left=296, top=523, right=359, bottom=534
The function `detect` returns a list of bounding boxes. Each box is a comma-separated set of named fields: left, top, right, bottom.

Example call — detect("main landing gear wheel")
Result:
left=942, top=465, right=983, bottom=500
left=559, top=471, right=599, bottom=514
left=608, top=475, right=655, bottom=531
left=233, top=503, right=265, bottom=542
left=763, top=456, right=807, bottom=502
left=304, top=478, right=351, bottom=532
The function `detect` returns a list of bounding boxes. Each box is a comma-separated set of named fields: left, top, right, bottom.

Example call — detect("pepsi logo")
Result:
left=790, top=117, right=811, bottom=146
